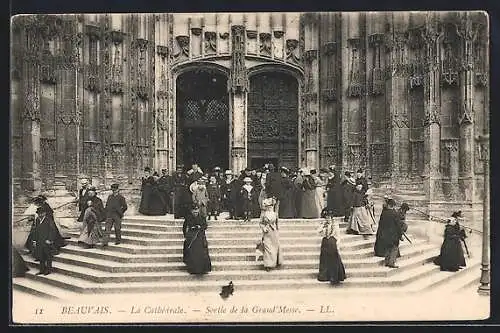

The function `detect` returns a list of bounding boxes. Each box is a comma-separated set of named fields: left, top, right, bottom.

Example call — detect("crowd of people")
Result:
left=12, top=162, right=469, bottom=284
left=136, top=163, right=373, bottom=223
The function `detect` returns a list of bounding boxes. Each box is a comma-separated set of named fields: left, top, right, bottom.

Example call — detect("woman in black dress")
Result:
left=317, top=208, right=346, bottom=285
left=182, top=205, right=212, bottom=274
left=139, top=167, right=167, bottom=216
left=433, top=211, right=467, bottom=272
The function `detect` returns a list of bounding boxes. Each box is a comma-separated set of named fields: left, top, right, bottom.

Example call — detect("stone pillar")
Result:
left=423, top=17, right=443, bottom=203
left=387, top=14, right=409, bottom=186
left=229, top=24, right=248, bottom=174
left=22, top=22, right=42, bottom=193
left=303, top=13, right=320, bottom=169
left=457, top=13, right=477, bottom=203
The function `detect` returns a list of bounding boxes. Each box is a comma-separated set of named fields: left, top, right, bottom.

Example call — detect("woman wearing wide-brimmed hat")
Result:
left=259, top=197, right=284, bottom=271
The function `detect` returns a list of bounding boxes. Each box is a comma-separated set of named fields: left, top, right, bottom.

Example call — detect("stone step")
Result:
left=12, top=277, right=77, bottom=300
left=122, top=216, right=326, bottom=226
left=65, top=233, right=386, bottom=250
left=431, top=261, right=482, bottom=293
left=21, top=261, right=443, bottom=295
left=121, top=221, right=350, bottom=231
left=119, top=228, right=323, bottom=239
left=49, top=244, right=437, bottom=273
left=64, top=237, right=384, bottom=254
left=59, top=241, right=433, bottom=263
left=23, top=252, right=435, bottom=283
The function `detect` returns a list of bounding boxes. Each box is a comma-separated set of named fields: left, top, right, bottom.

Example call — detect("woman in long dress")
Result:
left=182, top=205, right=212, bottom=274
left=279, top=169, right=296, bottom=218
left=311, top=169, right=325, bottom=217
left=260, top=198, right=284, bottom=271
left=301, top=170, right=320, bottom=219
left=346, top=184, right=375, bottom=238
left=78, top=200, right=103, bottom=249
left=317, top=208, right=346, bottom=284
left=433, top=211, right=467, bottom=272
left=139, top=168, right=166, bottom=216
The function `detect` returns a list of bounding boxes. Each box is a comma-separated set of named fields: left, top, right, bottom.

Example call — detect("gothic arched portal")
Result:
left=176, top=69, right=230, bottom=170
left=247, top=71, right=299, bottom=169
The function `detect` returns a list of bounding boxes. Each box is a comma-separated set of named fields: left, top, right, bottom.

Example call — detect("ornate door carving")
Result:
left=247, top=72, right=298, bottom=169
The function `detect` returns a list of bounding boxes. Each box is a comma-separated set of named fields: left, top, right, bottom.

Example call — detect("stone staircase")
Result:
left=13, top=215, right=481, bottom=299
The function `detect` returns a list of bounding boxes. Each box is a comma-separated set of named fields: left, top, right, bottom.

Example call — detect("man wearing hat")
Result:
left=213, top=166, right=223, bottom=186
left=103, top=183, right=128, bottom=246
left=355, top=168, right=369, bottom=195
left=78, top=178, right=91, bottom=213
left=158, top=168, right=174, bottom=214
left=33, top=206, right=57, bottom=275
left=221, top=170, right=236, bottom=219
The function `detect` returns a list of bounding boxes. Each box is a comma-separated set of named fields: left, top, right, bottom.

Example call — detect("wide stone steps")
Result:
left=22, top=251, right=436, bottom=283
left=46, top=243, right=435, bottom=273
left=13, top=215, right=481, bottom=299
left=16, top=259, right=478, bottom=296
left=57, top=241, right=433, bottom=263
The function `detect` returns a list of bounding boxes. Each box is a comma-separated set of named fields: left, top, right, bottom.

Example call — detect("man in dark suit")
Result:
left=265, top=163, right=284, bottom=213
left=78, top=178, right=91, bottom=213
left=103, top=183, right=128, bottom=246
left=377, top=199, right=408, bottom=268
left=355, top=168, right=369, bottom=194
left=33, top=206, right=57, bottom=275
left=158, top=169, right=174, bottom=213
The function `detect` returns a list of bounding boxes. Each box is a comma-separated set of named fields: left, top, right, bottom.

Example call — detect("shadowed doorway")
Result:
left=176, top=69, right=229, bottom=171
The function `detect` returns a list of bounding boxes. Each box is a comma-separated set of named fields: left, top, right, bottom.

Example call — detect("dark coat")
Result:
left=356, top=176, right=369, bottom=194
left=78, top=187, right=90, bottom=212
left=105, top=193, right=128, bottom=219
left=265, top=171, right=284, bottom=200
left=78, top=195, right=105, bottom=222
left=433, top=223, right=467, bottom=271
left=326, top=171, right=344, bottom=216
left=279, top=176, right=296, bottom=218
left=173, top=173, right=190, bottom=218
left=182, top=213, right=211, bottom=274
left=374, top=208, right=408, bottom=257
left=33, top=215, right=58, bottom=261
left=139, top=176, right=167, bottom=216
left=206, top=183, right=222, bottom=214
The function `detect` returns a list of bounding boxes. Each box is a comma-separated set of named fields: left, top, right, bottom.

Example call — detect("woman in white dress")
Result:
left=259, top=198, right=284, bottom=271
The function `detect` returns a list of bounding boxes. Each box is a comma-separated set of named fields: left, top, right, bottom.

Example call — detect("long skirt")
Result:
left=318, top=237, right=346, bottom=284
left=433, top=238, right=466, bottom=272
left=347, top=206, right=375, bottom=235
left=78, top=222, right=103, bottom=246
left=314, top=187, right=325, bottom=217
left=12, top=247, right=29, bottom=277
left=183, top=231, right=212, bottom=274
left=262, top=229, right=283, bottom=268
left=301, top=190, right=319, bottom=218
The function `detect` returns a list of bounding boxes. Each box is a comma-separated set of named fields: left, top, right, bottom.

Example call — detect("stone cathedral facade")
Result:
left=10, top=12, right=489, bottom=216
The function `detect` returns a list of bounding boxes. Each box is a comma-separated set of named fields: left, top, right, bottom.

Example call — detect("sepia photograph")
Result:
left=10, top=11, right=490, bottom=324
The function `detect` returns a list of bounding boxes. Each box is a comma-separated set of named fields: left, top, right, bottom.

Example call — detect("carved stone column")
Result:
left=386, top=27, right=408, bottom=183
left=423, top=18, right=443, bottom=202
left=229, top=25, right=248, bottom=174
left=55, top=20, right=81, bottom=192
left=457, top=14, right=478, bottom=203
left=303, top=13, right=320, bottom=169
left=22, top=19, right=42, bottom=192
